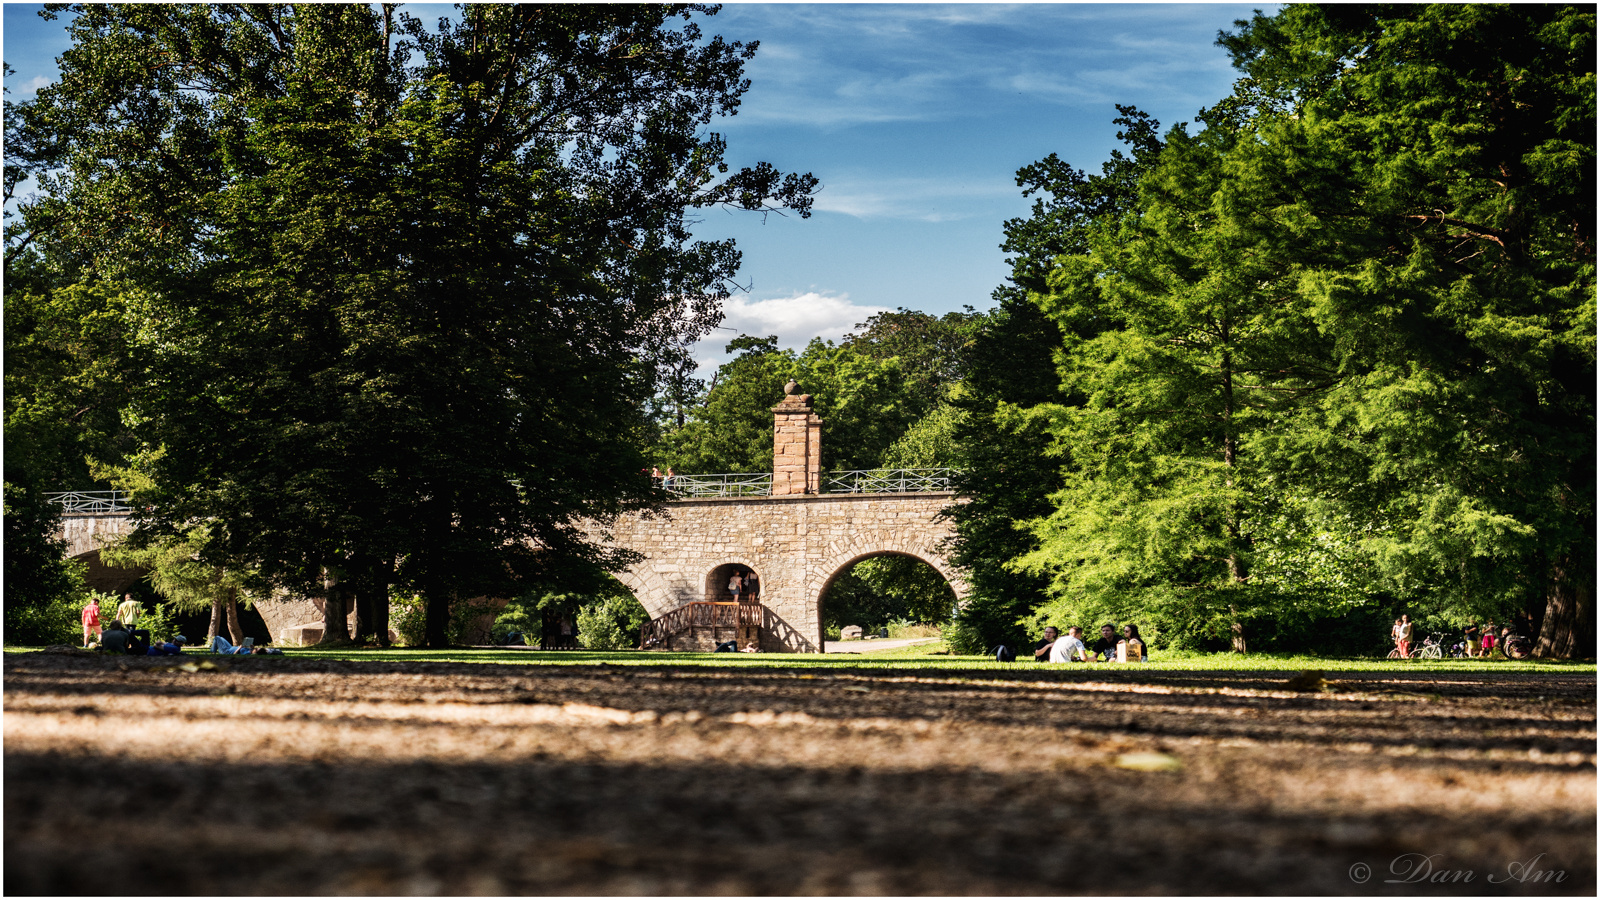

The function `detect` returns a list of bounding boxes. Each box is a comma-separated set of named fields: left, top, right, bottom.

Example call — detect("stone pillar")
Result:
left=771, top=381, right=822, bottom=496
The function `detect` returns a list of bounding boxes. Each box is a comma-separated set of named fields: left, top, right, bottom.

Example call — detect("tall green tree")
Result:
left=1017, top=95, right=1340, bottom=652
left=2, top=253, right=134, bottom=638
left=1016, top=5, right=1594, bottom=657
left=659, top=335, right=791, bottom=474
left=1218, top=4, right=1595, bottom=657
left=943, top=108, right=1165, bottom=654
left=657, top=332, right=933, bottom=475
left=13, top=4, right=815, bottom=647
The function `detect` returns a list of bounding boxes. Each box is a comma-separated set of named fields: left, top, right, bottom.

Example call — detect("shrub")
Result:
left=6, top=589, right=85, bottom=646
left=884, top=618, right=941, bottom=639
left=136, top=601, right=183, bottom=643
left=576, top=593, right=649, bottom=651
left=390, top=593, right=427, bottom=647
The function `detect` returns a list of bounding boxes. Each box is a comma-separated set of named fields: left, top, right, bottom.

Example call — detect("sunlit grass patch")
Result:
left=5, top=643, right=1592, bottom=674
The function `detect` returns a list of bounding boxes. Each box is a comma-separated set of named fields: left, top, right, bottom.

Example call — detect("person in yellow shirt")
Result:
left=116, top=593, right=143, bottom=627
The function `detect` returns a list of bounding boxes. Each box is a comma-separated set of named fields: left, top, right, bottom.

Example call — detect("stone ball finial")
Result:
left=784, top=380, right=800, bottom=395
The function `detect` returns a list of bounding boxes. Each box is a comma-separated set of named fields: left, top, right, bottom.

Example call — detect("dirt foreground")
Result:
left=4, top=652, right=1594, bottom=895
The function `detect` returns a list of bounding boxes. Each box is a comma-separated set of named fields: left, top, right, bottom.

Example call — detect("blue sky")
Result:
left=3, top=3, right=1269, bottom=374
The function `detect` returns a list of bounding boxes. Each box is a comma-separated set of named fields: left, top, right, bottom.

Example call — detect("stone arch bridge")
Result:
left=52, top=386, right=966, bottom=652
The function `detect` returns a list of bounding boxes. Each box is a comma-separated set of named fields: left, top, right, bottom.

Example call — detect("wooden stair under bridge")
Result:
left=640, top=601, right=767, bottom=651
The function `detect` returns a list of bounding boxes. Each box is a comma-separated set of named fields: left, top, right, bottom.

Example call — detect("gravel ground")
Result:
left=4, top=651, right=1594, bottom=895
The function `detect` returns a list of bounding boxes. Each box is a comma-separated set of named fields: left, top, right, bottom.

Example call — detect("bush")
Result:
left=576, top=593, right=649, bottom=651
left=389, top=593, right=513, bottom=647
left=884, top=619, right=941, bottom=639
left=3, top=484, right=89, bottom=645
left=136, top=601, right=183, bottom=643
left=491, top=603, right=537, bottom=645
left=944, top=591, right=1031, bottom=656
left=6, top=588, right=85, bottom=646
left=389, top=593, right=427, bottom=647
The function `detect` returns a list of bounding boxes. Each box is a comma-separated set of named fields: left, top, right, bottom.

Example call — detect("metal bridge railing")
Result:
left=662, top=472, right=774, bottom=498
left=46, top=490, right=135, bottom=515
left=823, top=468, right=957, bottom=494
left=659, top=469, right=959, bottom=498
left=49, top=470, right=959, bottom=510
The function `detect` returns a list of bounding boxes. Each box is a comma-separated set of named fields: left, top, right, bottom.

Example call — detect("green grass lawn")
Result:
left=15, top=640, right=1587, bottom=673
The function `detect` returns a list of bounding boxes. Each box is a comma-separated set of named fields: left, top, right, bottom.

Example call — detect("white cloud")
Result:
left=810, top=174, right=1018, bottom=222
left=689, top=291, right=892, bottom=376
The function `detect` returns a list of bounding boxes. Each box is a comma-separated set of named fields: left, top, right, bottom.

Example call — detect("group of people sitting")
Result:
left=81, top=592, right=280, bottom=656
left=1032, top=623, right=1148, bottom=663
left=90, top=619, right=187, bottom=656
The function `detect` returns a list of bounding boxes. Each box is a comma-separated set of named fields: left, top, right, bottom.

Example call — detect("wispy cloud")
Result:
left=811, top=174, right=1018, bottom=222
left=691, top=291, right=891, bottom=375
left=719, top=4, right=1251, bottom=131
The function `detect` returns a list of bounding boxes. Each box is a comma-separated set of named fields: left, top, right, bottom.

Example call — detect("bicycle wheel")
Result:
left=1419, top=645, right=1442, bottom=659
left=1386, top=648, right=1405, bottom=659
left=1504, top=639, right=1532, bottom=660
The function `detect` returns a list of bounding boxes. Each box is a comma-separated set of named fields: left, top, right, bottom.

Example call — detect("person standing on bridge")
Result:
left=81, top=596, right=102, bottom=648
left=727, top=572, right=743, bottom=602
left=743, top=570, right=759, bottom=603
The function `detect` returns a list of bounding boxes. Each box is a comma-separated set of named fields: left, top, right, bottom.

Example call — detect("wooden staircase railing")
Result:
left=641, top=601, right=761, bottom=649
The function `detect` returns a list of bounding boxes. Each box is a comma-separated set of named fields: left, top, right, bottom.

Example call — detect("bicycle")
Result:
left=1413, top=632, right=1447, bottom=659
left=1500, top=631, right=1533, bottom=660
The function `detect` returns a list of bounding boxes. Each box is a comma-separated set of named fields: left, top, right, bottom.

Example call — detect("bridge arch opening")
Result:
left=704, top=562, right=762, bottom=604
left=817, top=551, right=957, bottom=642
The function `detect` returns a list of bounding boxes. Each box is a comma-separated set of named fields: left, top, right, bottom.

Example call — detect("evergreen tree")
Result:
left=944, top=108, right=1165, bottom=654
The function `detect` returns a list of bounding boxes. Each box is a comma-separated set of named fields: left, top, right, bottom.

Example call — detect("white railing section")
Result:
left=46, top=490, right=135, bottom=515
left=657, top=468, right=957, bottom=498
left=660, top=472, right=774, bottom=498
left=51, top=470, right=960, bottom=510
left=824, top=468, right=957, bottom=494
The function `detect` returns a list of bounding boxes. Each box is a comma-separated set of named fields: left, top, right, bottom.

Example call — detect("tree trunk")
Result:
left=225, top=590, right=245, bottom=645
left=1220, top=333, right=1248, bottom=654
left=207, top=597, right=224, bottom=645
left=371, top=556, right=393, bottom=646
left=424, top=584, right=452, bottom=649
left=318, top=562, right=353, bottom=647
left=1535, top=560, right=1594, bottom=659
left=349, top=553, right=373, bottom=645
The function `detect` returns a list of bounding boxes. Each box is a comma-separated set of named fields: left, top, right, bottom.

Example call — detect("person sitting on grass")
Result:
left=209, top=634, right=252, bottom=655
left=99, top=621, right=130, bottom=654
left=146, top=636, right=186, bottom=656
left=1090, top=624, right=1119, bottom=662
left=1121, top=623, right=1148, bottom=662
left=1032, top=626, right=1060, bottom=662
left=1049, top=626, right=1090, bottom=663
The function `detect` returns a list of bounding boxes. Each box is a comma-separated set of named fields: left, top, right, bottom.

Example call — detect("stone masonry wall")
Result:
left=771, top=382, right=821, bottom=497
left=60, top=494, right=965, bottom=653
left=598, top=492, right=966, bottom=652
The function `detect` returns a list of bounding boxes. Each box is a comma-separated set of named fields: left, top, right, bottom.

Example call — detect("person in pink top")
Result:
left=81, top=597, right=102, bottom=647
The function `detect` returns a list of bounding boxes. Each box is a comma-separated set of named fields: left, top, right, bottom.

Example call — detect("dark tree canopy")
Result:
left=9, top=3, right=815, bottom=646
